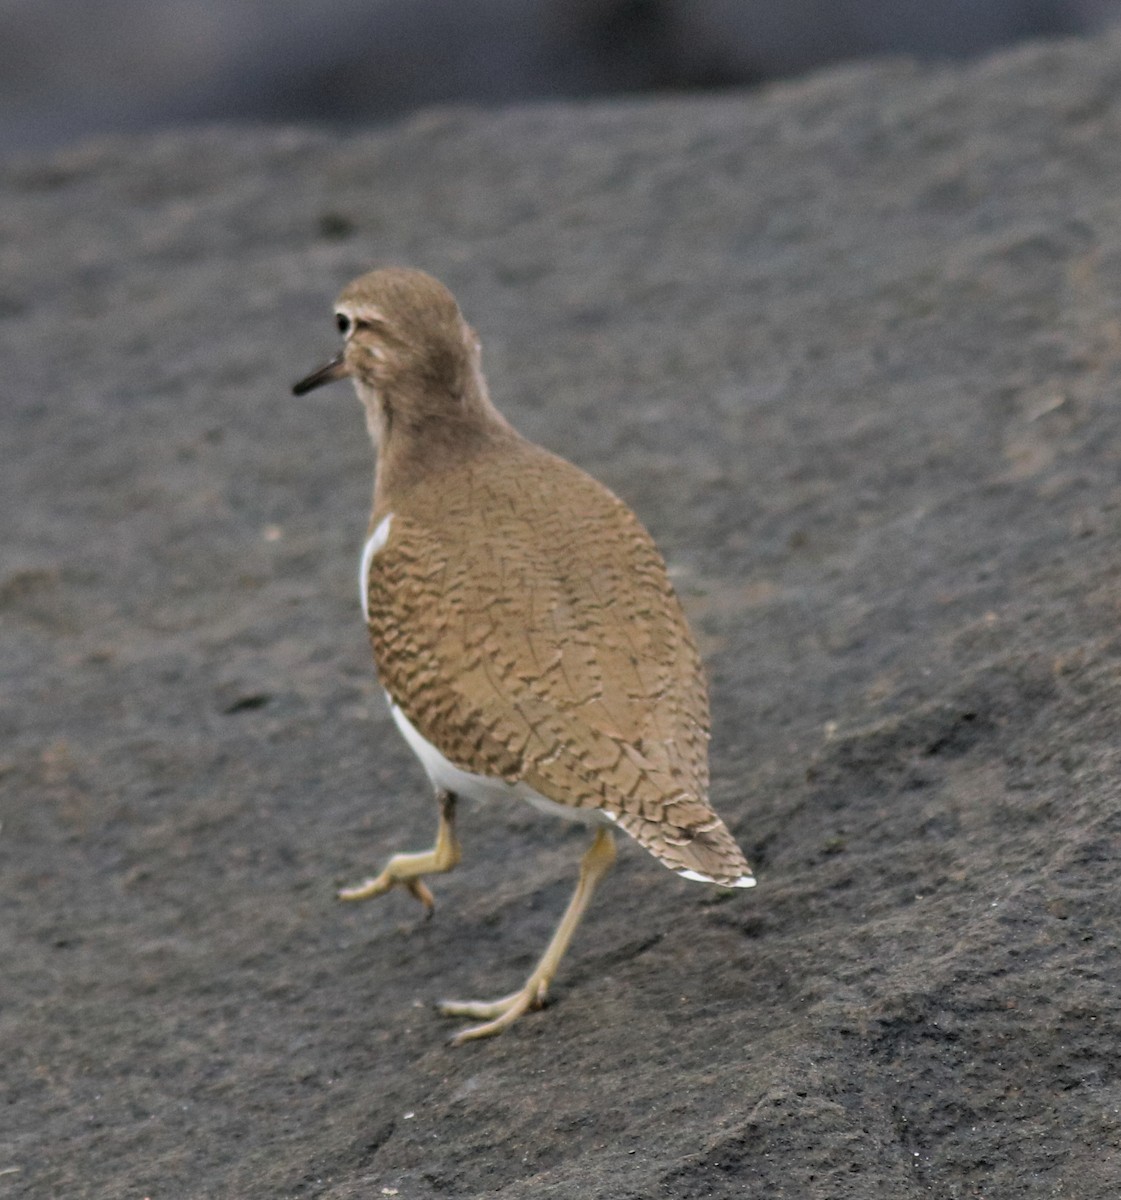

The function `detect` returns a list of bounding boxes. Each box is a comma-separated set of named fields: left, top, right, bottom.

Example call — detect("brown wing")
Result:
left=366, top=440, right=750, bottom=885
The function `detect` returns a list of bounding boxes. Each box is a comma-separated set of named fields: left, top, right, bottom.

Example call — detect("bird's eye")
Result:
left=336, top=313, right=351, bottom=335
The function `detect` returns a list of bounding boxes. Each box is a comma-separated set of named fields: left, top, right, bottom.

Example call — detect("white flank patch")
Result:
left=359, top=514, right=393, bottom=617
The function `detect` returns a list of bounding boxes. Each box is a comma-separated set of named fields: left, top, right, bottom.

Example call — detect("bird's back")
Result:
left=366, top=435, right=749, bottom=885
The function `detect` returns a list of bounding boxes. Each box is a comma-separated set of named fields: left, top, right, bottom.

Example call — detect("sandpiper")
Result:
left=294, top=267, right=754, bottom=1043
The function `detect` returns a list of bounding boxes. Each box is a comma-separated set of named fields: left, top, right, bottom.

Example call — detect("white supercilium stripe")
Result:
left=359, top=514, right=393, bottom=617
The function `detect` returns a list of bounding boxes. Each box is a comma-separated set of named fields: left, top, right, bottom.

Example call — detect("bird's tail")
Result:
left=609, top=799, right=755, bottom=888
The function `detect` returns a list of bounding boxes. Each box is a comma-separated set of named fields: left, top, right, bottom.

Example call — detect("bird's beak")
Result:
left=292, top=353, right=348, bottom=396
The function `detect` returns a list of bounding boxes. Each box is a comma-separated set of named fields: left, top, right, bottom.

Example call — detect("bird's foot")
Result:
left=437, top=977, right=549, bottom=1044
left=338, top=793, right=459, bottom=915
left=338, top=866, right=436, bottom=914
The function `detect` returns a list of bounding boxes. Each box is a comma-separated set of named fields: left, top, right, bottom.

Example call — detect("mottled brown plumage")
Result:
left=294, top=267, right=753, bottom=1042
left=366, top=439, right=748, bottom=883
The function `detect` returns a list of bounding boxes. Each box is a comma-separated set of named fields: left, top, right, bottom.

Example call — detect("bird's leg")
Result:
left=439, top=824, right=616, bottom=1044
left=338, top=790, right=460, bottom=914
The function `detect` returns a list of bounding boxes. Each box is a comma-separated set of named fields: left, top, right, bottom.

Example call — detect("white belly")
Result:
left=386, top=695, right=608, bottom=827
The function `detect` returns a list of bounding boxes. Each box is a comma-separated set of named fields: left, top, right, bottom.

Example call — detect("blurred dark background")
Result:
left=4, top=0, right=1121, bottom=159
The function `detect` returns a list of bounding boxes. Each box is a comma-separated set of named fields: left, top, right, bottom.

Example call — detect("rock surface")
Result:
left=4, top=29, right=1121, bottom=1200
left=3, top=0, right=1120, bottom=155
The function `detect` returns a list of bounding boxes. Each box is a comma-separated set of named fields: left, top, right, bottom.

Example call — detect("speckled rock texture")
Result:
left=4, top=30, right=1121, bottom=1200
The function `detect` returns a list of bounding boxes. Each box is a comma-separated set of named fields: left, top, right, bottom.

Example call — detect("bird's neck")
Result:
left=368, top=373, right=517, bottom=516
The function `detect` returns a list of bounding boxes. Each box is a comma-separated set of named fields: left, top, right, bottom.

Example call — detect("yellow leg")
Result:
left=439, top=824, right=616, bottom=1044
left=338, top=790, right=460, bottom=914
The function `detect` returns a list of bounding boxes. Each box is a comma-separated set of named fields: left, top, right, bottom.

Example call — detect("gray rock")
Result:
left=4, top=27, right=1121, bottom=1199
left=3, top=0, right=1121, bottom=155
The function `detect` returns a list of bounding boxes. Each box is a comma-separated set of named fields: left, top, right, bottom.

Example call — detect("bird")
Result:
left=293, top=267, right=754, bottom=1044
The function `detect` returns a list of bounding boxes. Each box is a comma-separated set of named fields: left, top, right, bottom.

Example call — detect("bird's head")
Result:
left=293, top=267, right=497, bottom=446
